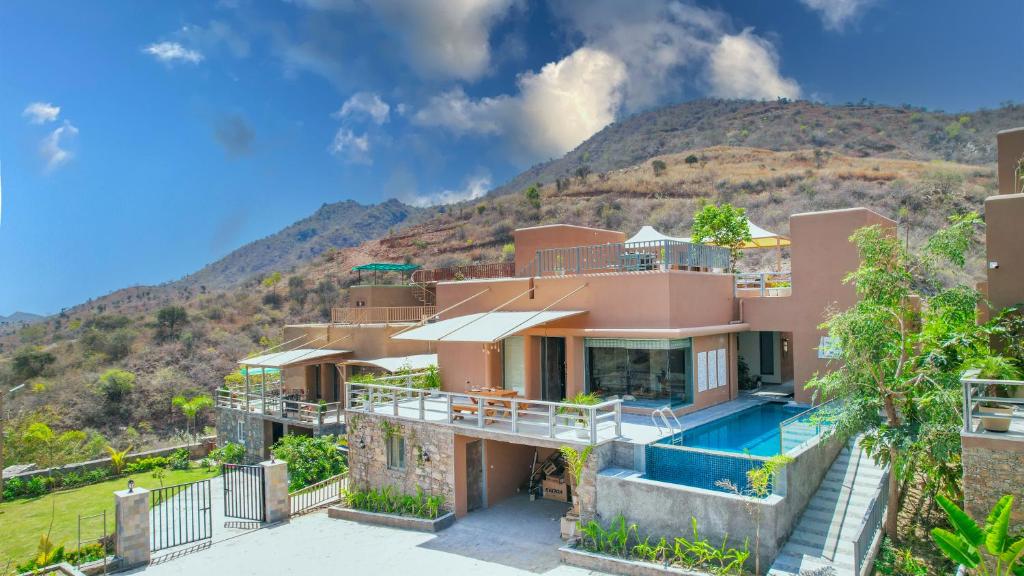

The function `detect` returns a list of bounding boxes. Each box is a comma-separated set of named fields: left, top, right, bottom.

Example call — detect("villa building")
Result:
left=214, top=128, right=1024, bottom=574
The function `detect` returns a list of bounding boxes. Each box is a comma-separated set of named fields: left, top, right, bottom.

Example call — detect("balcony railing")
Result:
left=345, top=382, right=622, bottom=445
left=412, top=262, right=516, bottom=283
left=962, top=373, right=1024, bottom=434
left=735, top=272, right=792, bottom=297
left=330, top=305, right=437, bottom=325
left=217, top=388, right=343, bottom=427
left=520, top=240, right=731, bottom=278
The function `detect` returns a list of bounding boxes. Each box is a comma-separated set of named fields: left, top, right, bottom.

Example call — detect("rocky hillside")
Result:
left=495, top=99, right=1024, bottom=197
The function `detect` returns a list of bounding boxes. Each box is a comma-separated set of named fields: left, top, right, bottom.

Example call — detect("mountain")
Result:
left=0, top=312, right=44, bottom=325
left=176, top=198, right=429, bottom=291
left=493, top=99, right=1024, bottom=197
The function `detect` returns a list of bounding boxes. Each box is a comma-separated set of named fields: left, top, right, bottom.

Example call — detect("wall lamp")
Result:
left=128, top=479, right=135, bottom=493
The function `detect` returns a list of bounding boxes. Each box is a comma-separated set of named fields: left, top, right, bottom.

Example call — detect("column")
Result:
left=262, top=459, right=290, bottom=524
left=114, top=486, right=151, bottom=569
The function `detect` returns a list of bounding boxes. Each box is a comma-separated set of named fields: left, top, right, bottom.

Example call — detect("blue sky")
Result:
left=1, top=0, right=1020, bottom=316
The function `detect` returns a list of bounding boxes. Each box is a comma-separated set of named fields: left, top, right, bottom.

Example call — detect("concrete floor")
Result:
left=136, top=493, right=606, bottom=576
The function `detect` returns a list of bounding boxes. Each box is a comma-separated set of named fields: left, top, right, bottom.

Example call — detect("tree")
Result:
left=11, top=347, right=56, bottom=381
left=690, top=203, right=753, bottom=272
left=574, top=165, right=592, bottom=183
left=685, top=154, right=700, bottom=166
left=97, top=369, right=135, bottom=402
left=262, top=271, right=283, bottom=294
left=524, top=185, right=541, bottom=210
left=808, top=213, right=985, bottom=538
left=172, top=394, right=214, bottom=441
left=652, top=159, right=667, bottom=176
left=155, top=306, right=188, bottom=342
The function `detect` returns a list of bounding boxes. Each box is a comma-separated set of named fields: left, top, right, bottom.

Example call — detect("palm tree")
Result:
left=172, top=394, right=213, bottom=444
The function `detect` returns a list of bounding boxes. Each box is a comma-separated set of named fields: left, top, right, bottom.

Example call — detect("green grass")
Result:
left=0, top=466, right=219, bottom=570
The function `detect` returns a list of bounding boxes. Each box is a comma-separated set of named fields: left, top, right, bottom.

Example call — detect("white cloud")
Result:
left=23, top=102, right=61, bottom=124
left=413, top=47, right=627, bottom=160
left=335, top=92, right=391, bottom=125
left=367, top=0, right=516, bottom=81
left=328, top=128, right=371, bottom=164
left=143, top=41, right=204, bottom=64
left=408, top=174, right=492, bottom=207
left=707, top=30, right=801, bottom=100
left=40, top=121, right=78, bottom=171
left=800, top=0, right=875, bottom=31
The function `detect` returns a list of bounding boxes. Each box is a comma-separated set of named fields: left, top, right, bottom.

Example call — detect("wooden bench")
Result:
left=451, top=403, right=497, bottom=422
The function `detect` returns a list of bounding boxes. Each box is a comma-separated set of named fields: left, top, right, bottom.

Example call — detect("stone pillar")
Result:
left=262, top=459, right=290, bottom=524
left=114, top=487, right=150, bottom=569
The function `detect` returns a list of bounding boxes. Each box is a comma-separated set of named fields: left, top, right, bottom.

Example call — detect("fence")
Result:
left=149, top=479, right=213, bottom=552
left=346, top=381, right=622, bottom=444
left=961, top=373, right=1024, bottom=433
left=216, top=388, right=343, bottom=426
left=520, top=239, right=731, bottom=277
left=412, top=262, right=516, bottom=283
left=852, top=468, right=890, bottom=576
left=289, top=473, right=347, bottom=516
left=734, top=272, right=792, bottom=297
left=331, top=305, right=438, bottom=324
left=778, top=399, right=837, bottom=455
left=223, top=463, right=265, bottom=522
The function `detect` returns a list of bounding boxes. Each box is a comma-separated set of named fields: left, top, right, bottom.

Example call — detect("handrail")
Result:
left=412, top=262, right=516, bottom=283
left=346, top=381, right=622, bottom=445
left=961, top=373, right=1024, bottom=433
left=217, top=388, right=343, bottom=426
left=734, top=272, right=792, bottom=297
left=289, top=472, right=347, bottom=516
left=778, top=398, right=839, bottom=454
left=852, top=467, right=890, bottom=576
left=521, top=239, right=730, bottom=278
left=331, top=305, right=437, bottom=325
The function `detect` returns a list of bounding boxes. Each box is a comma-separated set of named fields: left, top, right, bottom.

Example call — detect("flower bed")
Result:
left=328, top=485, right=453, bottom=532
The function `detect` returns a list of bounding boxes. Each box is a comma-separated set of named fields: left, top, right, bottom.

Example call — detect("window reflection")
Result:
left=585, top=339, right=692, bottom=407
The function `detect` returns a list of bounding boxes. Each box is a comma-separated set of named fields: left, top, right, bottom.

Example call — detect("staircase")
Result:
left=768, top=441, right=888, bottom=576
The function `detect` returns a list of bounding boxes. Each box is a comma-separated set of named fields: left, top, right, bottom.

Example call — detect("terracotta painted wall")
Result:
left=997, top=128, right=1024, bottom=195
left=513, top=224, right=625, bottom=274
left=744, top=208, right=895, bottom=403
left=348, top=285, right=422, bottom=307
left=985, top=193, right=1024, bottom=315
left=483, top=440, right=537, bottom=507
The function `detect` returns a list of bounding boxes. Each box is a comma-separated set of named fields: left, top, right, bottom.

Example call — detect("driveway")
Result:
left=135, top=493, right=608, bottom=576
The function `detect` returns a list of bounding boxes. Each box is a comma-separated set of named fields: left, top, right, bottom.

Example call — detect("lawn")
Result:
left=0, top=466, right=220, bottom=571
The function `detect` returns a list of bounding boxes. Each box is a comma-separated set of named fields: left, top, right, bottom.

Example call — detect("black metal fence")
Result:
left=223, top=463, right=265, bottom=522
left=150, top=479, right=213, bottom=552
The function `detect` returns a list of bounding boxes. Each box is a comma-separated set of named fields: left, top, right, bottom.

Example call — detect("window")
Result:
left=387, top=435, right=406, bottom=470
left=237, top=421, right=245, bottom=442
left=502, top=336, right=525, bottom=395
left=584, top=338, right=692, bottom=407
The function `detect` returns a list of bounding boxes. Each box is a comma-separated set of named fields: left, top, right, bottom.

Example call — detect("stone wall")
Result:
left=216, top=408, right=265, bottom=463
left=9, top=438, right=215, bottom=482
left=346, top=413, right=456, bottom=513
left=574, top=442, right=618, bottom=522
left=962, top=434, right=1024, bottom=530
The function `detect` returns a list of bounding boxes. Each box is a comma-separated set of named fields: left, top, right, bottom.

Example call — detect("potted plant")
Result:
left=559, top=392, right=601, bottom=439
left=969, top=358, right=1022, bottom=432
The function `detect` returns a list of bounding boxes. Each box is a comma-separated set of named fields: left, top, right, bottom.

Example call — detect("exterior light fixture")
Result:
left=989, top=261, right=1000, bottom=269
left=128, top=479, right=135, bottom=493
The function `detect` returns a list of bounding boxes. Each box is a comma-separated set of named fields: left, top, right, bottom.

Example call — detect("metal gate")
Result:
left=223, top=463, right=265, bottom=522
left=150, top=479, right=213, bottom=552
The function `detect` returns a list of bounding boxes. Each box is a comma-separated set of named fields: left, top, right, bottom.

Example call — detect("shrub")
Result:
left=271, top=435, right=347, bottom=491
left=652, top=159, right=667, bottom=176
left=168, top=448, right=191, bottom=470
left=685, top=154, right=700, bottom=165
left=210, top=442, right=246, bottom=465
left=343, top=485, right=444, bottom=519
left=124, top=456, right=169, bottom=474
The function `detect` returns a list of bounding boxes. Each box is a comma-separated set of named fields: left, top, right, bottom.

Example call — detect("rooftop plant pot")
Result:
left=980, top=405, right=1013, bottom=432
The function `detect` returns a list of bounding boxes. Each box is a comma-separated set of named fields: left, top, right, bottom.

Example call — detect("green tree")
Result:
left=97, top=369, right=135, bottom=402
left=271, top=434, right=347, bottom=491
left=262, top=271, right=283, bottom=293
left=652, top=159, right=667, bottom=176
left=11, top=347, right=56, bottom=381
left=524, top=185, right=541, bottom=210
left=155, top=306, right=188, bottom=342
left=690, top=203, right=753, bottom=272
left=808, top=213, right=984, bottom=538
left=172, top=394, right=214, bottom=441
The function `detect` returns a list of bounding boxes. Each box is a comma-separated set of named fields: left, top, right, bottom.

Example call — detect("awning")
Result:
left=392, top=311, right=585, bottom=343
left=626, top=219, right=790, bottom=249
left=238, top=348, right=351, bottom=368
left=346, top=353, right=438, bottom=373
left=351, top=263, right=420, bottom=272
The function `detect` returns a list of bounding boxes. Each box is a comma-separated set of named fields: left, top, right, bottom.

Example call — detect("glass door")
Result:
left=541, top=337, right=566, bottom=401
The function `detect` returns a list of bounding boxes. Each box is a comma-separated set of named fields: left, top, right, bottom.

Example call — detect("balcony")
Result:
left=735, top=272, right=793, bottom=297
left=217, top=388, right=344, bottom=428
left=412, top=261, right=516, bottom=283
left=962, top=374, right=1024, bottom=438
left=330, top=305, right=437, bottom=325
left=346, top=381, right=623, bottom=445
left=520, top=239, right=731, bottom=277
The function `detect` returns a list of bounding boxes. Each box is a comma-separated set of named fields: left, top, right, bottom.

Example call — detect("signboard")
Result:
left=697, top=351, right=707, bottom=392
left=818, top=336, right=842, bottom=359
left=717, top=348, right=727, bottom=388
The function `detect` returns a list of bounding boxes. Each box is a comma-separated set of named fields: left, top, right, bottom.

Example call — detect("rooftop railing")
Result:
left=962, top=373, right=1024, bottom=434
left=519, top=239, right=731, bottom=278
left=216, top=388, right=343, bottom=427
left=412, top=262, right=516, bottom=283
left=330, top=305, right=437, bottom=325
left=345, top=381, right=622, bottom=445
left=735, top=272, right=792, bottom=297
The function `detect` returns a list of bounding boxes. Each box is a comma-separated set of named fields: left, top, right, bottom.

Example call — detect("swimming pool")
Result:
left=659, top=402, right=806, bottom=457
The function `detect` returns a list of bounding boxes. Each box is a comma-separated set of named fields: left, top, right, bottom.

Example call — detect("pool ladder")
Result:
left=651, top=407, right=683, bottom=444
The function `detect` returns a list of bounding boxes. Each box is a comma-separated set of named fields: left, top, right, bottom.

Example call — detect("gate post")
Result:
left=262, top=459, right=289, bottom=523
left=114, top=486, right=151, bottom=569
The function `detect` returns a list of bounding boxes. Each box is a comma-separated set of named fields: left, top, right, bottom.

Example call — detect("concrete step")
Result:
left=795, top=514, right=875, bottom=539
left=768, top=551, right=839, bottom=575
left=788, top=530, right=858, bottom=554
left=805, top=489, right=875, bottom=511
left=813, top=482, right=883, bottom=501
left=782, top=543, right=855, bottom=570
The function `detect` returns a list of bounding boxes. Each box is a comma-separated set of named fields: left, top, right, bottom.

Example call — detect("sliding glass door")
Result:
left=584, top=338, right=692, bottom=407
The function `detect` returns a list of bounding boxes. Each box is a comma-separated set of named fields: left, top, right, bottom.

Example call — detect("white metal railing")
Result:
left=289, top=473, right=347, bottom=516
left=519, top=239, right=730, bottom=277
left=734, top=272, right=792, bottom=297
left=217, top=388, right=343, bottom=427
left=346, top=382, right=622, bottom=444
left=962, top=373, right=1024, bottom=433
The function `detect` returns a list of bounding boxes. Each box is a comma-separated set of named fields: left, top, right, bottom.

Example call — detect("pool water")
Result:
left=658, top=402, right=806, bottom=457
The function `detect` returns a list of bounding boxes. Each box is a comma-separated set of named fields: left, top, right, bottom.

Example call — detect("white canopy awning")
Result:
left=346, top=353, right=438, bottom=373
left=626, top=219, right=790, bottom=249
left=239, top=348, right=351, bottom=368
left=392, top=310, right=585, bottom=343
